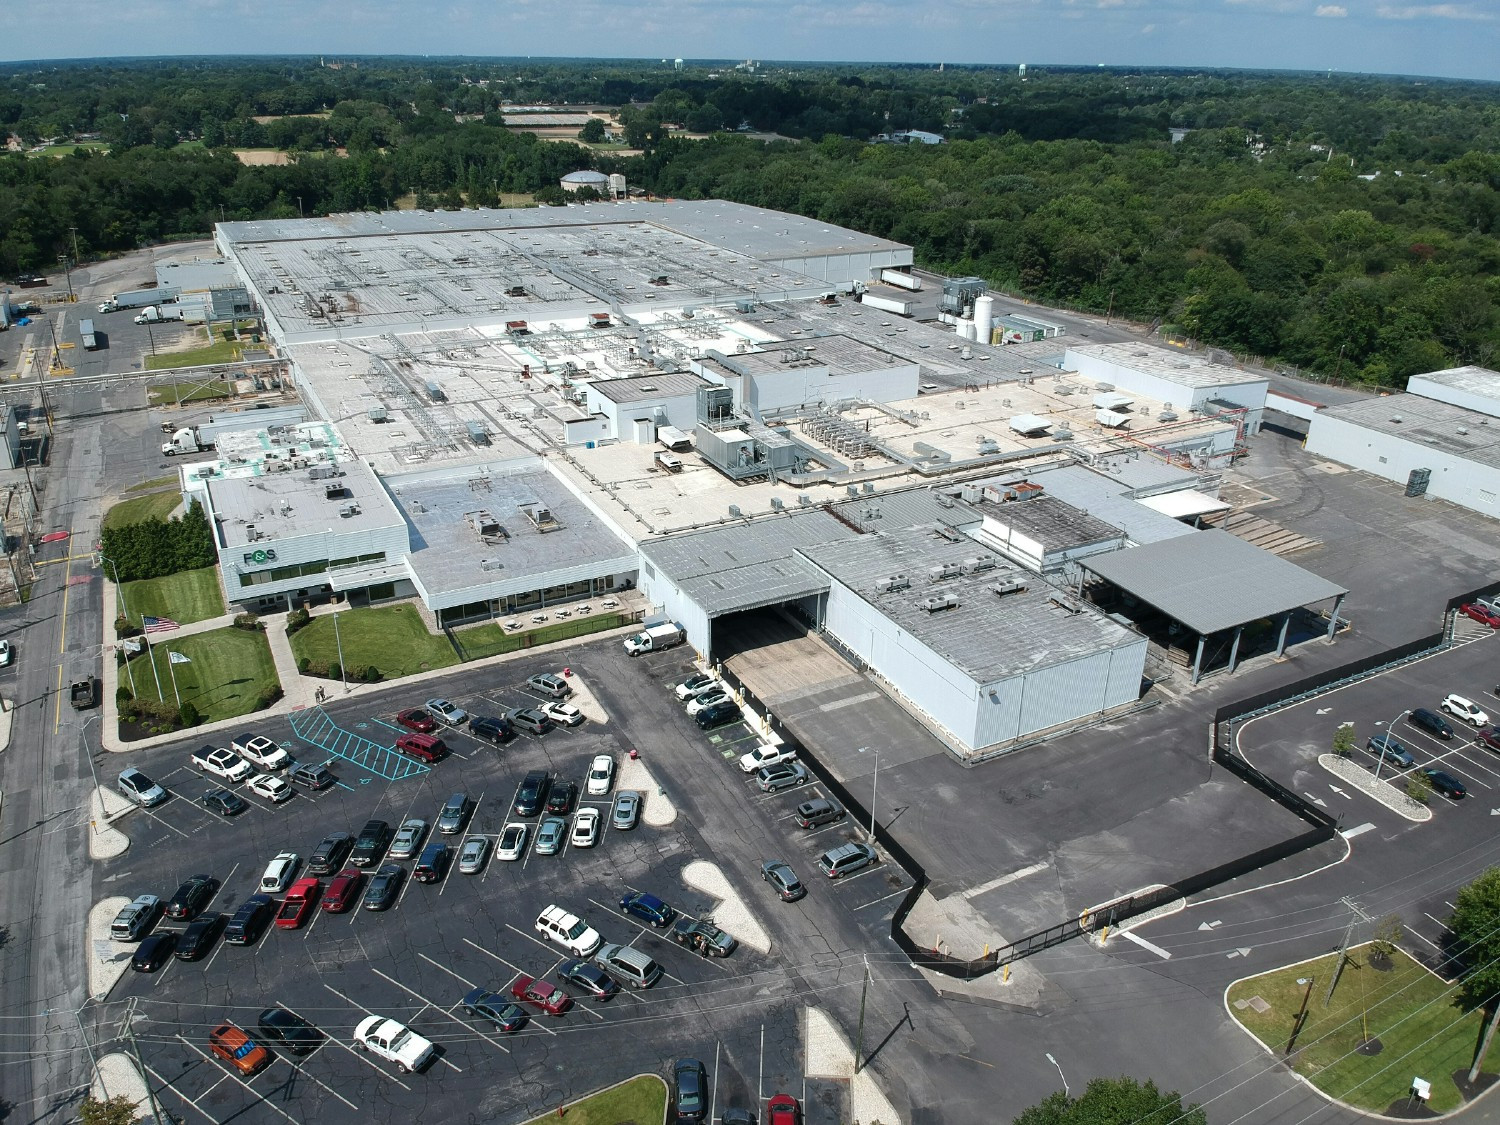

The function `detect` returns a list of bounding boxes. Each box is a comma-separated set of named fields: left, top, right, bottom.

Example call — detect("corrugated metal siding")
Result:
left=1307, top=413, right=1500, bottom=520
left=642, top=571, right=711, bottom=656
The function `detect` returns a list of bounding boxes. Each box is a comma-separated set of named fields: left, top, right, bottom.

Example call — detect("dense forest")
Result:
left=2, top=56, right=1499, bottom=384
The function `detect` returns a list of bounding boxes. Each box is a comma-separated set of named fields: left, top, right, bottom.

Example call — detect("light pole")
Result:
left=100, top=554, right=138, bottom=698
left=297, top=196, right=304, bottom=219
left=58, top=254, right=74, bottom=303
left=1373, top=708, right=1411, bottom=783
left=333, top=605, right=347, bottom=691
left=1045, top=1052, right=1069, bottom=1098
left=81, top=714, right=103, bottom=835
left=856, top=745, right=879, bottom=838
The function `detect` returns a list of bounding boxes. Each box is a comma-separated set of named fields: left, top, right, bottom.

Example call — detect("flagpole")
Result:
left=143, top=630, right=164, bottom=702
left=166, top=651, right=181, bottom=710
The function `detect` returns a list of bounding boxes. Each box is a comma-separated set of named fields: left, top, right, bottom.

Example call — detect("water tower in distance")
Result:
left=674, top=58, right=684, bottom=70
left=1018, top=63, right=1027, bottom=81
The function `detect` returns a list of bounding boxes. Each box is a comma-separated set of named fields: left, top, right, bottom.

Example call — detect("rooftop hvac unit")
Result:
left=875, top=574, right=911, bottom=593
left=425, top=381, right=446, bottom=402
left=862, top=482, right=875, bottom=494
left=977, top=437, right=1000, bottom=455
left=991, top=578, right=1027, bottom=597
left=1094, top=382, right=1115, bottom=392
left=928, top=562, right=962, bottom=581
left=1051, top=429, right=1075, bottom=442
left=1158, top=411, right=1178, bottom=422
left=846, top=485, right=859, bottom=497
left=961, top=556, right=997, bottom=574
left=960, top=485, right=981, bottom=503
left=770, top=497, right=785, bottom=511
left=338, top=502, right=360, bottom=518
left=937, top=494, right=956, bottom=508
left=916, top=593, right=960, bottom=613
left=466, top=420, right=490, bottom=445
left=728, top=504, right=742, bottom=517
left=798, top=495, right=812, bottom=507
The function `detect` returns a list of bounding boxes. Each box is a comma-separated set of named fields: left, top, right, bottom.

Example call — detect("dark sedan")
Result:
left=545, top=781, right=577, bottom=816
left=556, top=958, right=619, bottom=1001
left=362, top=863, right=406, bottom=911
left=1409, top=708, right=1455, bottom=740
left=131, top=932, right=177, bottom=972
left=461, top=989, right=530, bottom=1033
left=1423, top=768, right=1467, bottom=799
left=174, top=913, right=224, bottom=961
left=675, top=1058, right=708, bottom=1123
left=514, top=770, right=551, bottom=817
left=257, top=1007, right=323, bottom=1055
left=200, top=787, right=248, bottom=817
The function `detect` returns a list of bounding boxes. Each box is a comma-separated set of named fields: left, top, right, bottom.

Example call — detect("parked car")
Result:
left=110, top=895, right=162, bottom=942
left=395, top=733, right=446, bottom=762
left=322, top=868, right=365, bottom=913
left=587, top=754, right=615, bottom=795
left=556, top=958, right=620, bottom=1001
left=535, top=816, right=567, bottom=856
left=508, top=707, right=554, bottom=736
left=395, top=707, right=437, bottom=733
left=275, top=878, right=321, bottom=929
left=696, top=701, right=741, bottom=730
left=437, top=793, right=470, bottom=835
left=425, top=698, right=469, bottom=726
left=1367, top=734, right=1416, bottom=768
left=1461, top=602, right=1500, bottom=628
left=511, top=974, right=572, bottom=1015
left=794, top=798, right=845, bottom=829
left=390, top=820, right=428, bottom=860
left=761, top=860, right=806, bottom=902
left=117, top=767, right=167, bottom=808
left=542, top=700, right=584, bottom=727
left=755, top=762, right=809, bottom=793
left=308, top=833, right=354, bottom=876
left=674, top=673, right=715, bottom=700
left=1423, top=768, right=1468, bottom=799
left=1476, top=726, right=1500, bottom=752
left=246, top=773, right=293, bottom=803
left=686, top=690, right=731, bottom=717
left=257, top=1007, right=323, bottom=1056
left=413, top=842, right=450, bottom=883
left=131, top=932, right=177, bottom=972
left=1442, top=693, right=1489, bottom=727
left=613, top=791, right=641, bottom=830
left=231, top=733, right=290, bottom=771
left=458, top=836, right=490, bottom=874
left=571, top=808, right=600, bottom=848
left=497, top=822, right=528, bottom=861
left=535, top=905, right=602, bottom=955
left=1410, top=708, right=1455, bottom=740
left=353, top=1016, right=435, bottom=1073
left=200, top=787, right=248, bottom=817
left=286, top=760, right=336, bottom=790
left=545, top=781, right=577, bottom=815
left=208, top=1023, right=272, bottom=1077
left=363, top=863, right=406, bottom=911
left=817, top=842, right=878, bottom=879
left=460, top=989, right=529, bottom=1033
left=350, top=820, right=393, bottom=867
left=224, top=895, right=275, bottom=945
left=165, top=874, right=218, bottom=921
left=191, top=746, right=252, bottom=783
left=671, top=917, right=737, bottom=958
left=739, top=744, right=795, bottom=773
left=767, top=1094, right=802, bottom=1125
left=259, top=852, right=301, bottom=894
left=174, top=913, right=224, bottom=961
left=527, top=672, right=572, bottom=699
left=515, top=771, right=551, bottom=816
left=467, top=714, right=513, bottom=745
left=674, top=1058, right=709, bottom=1123
left=620, top=891, right=676, bottom=927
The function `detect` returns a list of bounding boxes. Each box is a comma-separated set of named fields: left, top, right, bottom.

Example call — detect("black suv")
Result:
left=467, top=714, right=513, bottom=745
left=350, top=820, right=393, bottom=867
left=308, top=833, right=354, bottom=876
left=514, top=771, right=551, bottom=817
left=165, top=874, right=218, bottom=921
left=224, top=894, right=274, bottom=945
left=174, top=913, right=225, bottom=961
left=695, top=701, right=740, bottom=730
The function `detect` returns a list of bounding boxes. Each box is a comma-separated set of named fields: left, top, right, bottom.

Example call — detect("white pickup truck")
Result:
left=738, top=744, right=797, bottom=774
left=354, top=1016, right=435, bottom=1073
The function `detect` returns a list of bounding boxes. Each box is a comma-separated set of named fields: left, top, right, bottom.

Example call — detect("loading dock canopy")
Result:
left=1136, top=490, right=1232, bottom=520
left=1081, top=529, right=1346, bottom=635
left=1008, top=414, right=1052, bottom=436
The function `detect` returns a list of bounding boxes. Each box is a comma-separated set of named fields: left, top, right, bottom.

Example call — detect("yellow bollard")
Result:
left=1098, top=925, right=1110, bottom=944
left=1003, top=964, right=1010, bottom=983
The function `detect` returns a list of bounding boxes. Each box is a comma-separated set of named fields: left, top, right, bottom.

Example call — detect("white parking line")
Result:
left=267, top=1054, right=358, bottom=1110
left=851, top=887, right=910, bottom=912
left=461, top=936, right=525, bottom=981
left=320, top=984, right=418, bottom=1090
left=174, top=1036, right=303, bottom=1124
left=830, top=865, right=884, bottom=886
left=502, top=921, right=565, bottom=959
left=370, top=966, right=506, bottom=1055
left=418, top=951, right=478, bottom=989
left=132, top=800, right=192, bottom=838
left=140, top=1061, right=220, bottom=1123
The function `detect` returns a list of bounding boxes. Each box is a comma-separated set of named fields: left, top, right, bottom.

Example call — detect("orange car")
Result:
left=208, top=1023, right=271, bottom=1077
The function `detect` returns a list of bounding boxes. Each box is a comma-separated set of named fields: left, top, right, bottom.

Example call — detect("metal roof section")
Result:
left=1065, top=342, right=1267, bottom=389
left=1020, top=465, right=1201, bottom=545
left=1314, top=393, right=1500, bottom=467
left=643, top=199, right=910, bottom=261
left=800, top=525, right=1141, bottom=683
left=973, top=492, right=1123, bottom=552
left=832, top=487, right=983, bottom=533
left=590, top=372, right=710, bottom=404
left=639, top=510, right=858, bottom=617
left=205, top=458, right=402, bottom=548
left=1407, top=365, right=1500, bottom=395
left=1137, top=490, right=1232, bottom=519
left=1081, top=529, right=1346, bottom=636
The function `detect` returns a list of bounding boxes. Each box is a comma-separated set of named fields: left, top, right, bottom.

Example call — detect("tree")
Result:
left=78, top=1094, right=141, bottom=1125
left=1449, top=868, right=1500, bottom=1081
left=1332, top=723, right=1356, bottom=757
left=1012, top=1076, right=1207, bottom=1125
left=577, top=118, right=606, bottom=144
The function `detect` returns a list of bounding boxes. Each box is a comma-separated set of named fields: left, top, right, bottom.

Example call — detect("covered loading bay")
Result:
left=1078, top=529, right=1348, bottom=683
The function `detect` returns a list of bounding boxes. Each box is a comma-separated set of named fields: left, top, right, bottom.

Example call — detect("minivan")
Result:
left=594, top=942, right=663, bottom=989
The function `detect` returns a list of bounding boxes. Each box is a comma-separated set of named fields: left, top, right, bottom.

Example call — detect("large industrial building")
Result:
left=202, top=198, right=1343, bottom=755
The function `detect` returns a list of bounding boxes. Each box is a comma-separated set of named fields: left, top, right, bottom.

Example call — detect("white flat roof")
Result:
left=1137, top=490, right=1232, bottom=519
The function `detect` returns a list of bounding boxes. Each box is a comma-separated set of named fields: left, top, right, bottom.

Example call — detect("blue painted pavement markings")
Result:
left=286, top=707, right=430, bottom=782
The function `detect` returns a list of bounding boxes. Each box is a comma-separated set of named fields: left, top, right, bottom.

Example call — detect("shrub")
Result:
left=178, top=700, right=201, bottom=727
left=326, top=662, right=341, bottom=683
left=115, top=685, right=133, bottom=708
left=255, top=684, right=283, bottom=709
left=233, top=613, right=263, bottom=631
left=296, top=655, right=311, bottom=674
left=361, top=664, right=382, bottom=683
left=114, top=615, right=140, bottom=639
left=286, top=608, right=311, bottom=635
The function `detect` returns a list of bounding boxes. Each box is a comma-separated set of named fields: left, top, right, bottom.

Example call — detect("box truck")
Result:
left=134, top=304, right=184, bottom=325
left=99, top=286, right=178, bottom=313
left=161, top=426, right=214, bottom=456
left=623, top=622, right=685, bottom=657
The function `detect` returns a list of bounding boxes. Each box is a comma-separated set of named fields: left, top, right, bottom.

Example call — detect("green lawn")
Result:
left=126, top=476, right=177, bottom=494
left=520, top=1075, right=667, bottom=1125
left=119, top=567, right=224, bottom=628
left=123, top=626, right=278, bottom=724
left=1228, top=945, right=1485, bottom=1113
left=454, top=612, right=629, bottom=661
left=290, top=604, right=458, bottom=679
left=146, top=340, right=247, bottom=371
left=102, top=490, right=181, bottom=531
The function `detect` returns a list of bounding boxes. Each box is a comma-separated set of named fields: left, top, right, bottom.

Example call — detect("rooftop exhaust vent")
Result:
left=875, top=574, right=910, bottom=593
left=991, top=577, right=1027, bottom=597
left=916, top=593, right=960, bottom=613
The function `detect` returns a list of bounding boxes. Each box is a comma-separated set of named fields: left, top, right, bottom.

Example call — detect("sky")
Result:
left=5, top=0, right=1498, bottom=82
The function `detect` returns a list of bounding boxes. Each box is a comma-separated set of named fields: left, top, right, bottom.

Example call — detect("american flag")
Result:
left=142, top=616, right=180, bottom=634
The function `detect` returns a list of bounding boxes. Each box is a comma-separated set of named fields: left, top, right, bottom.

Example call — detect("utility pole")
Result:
left=1324, top=897, right=1372, bottom=1007
left=123, top=998, right=166, bottom=1125
left=853, top=954, right=871, bottom=1073
left=70, top=225, right=80, bottom=264
left=58, top=254, right=74, bottom=303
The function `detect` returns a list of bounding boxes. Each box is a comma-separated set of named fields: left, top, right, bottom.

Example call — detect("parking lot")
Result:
left=102, top=643, right=898, bottom=1125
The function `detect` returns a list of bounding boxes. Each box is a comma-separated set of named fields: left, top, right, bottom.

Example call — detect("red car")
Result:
left=767, top=1095, right=800, bottom=1125
left=510, top=974, right=572, bottom=1015
left=275, top=878, right=321, bottom=929
left=396, top=707, right=437, bottom=733
left=322, top=868, right=365, bottom=913
left=396, top=733, right=446, bottom=763
left=1476, top=727, right=1500, bottom=752
left=1461, top=603, right=1500, bottom=628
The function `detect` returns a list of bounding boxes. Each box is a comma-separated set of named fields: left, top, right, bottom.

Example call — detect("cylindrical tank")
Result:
left=973, top=295, right=994, bottom=345
left=957, top=318, right=976, bottom=341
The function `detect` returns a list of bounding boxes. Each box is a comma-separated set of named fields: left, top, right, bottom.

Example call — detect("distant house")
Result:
left=872, top=129, right=945, bottom=146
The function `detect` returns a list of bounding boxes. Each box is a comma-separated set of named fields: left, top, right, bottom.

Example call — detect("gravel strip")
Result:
left=680, top=859, right=771, bottom=954
left=87, top=898, right=134, bottom=1001
left=616, top=754, right=677, bottom=827
left=92, top=1051, right=151, bottom=1106
left=1319, top=754, right=1432, bottom=822
left=805, top=1006, right=902, bottom=1124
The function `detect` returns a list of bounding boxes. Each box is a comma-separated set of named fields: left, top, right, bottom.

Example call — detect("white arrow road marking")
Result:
left=1198, top=920, right=1222, bottom=931
left=1226, top=947, right=1252, bottom=959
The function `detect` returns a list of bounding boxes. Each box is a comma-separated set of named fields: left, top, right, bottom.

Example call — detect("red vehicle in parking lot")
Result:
left=321, top=868, right=365, bottom=913
left=275, top=878, right=321, bottom=929
left=396, top=733, right=446, bottom=762
left=1461, top=603, right=1500, bottom=628
left=396, top=707, right=437, bottom=733
left=510, top=974, right=572, bottom=1015
left=767, top=1094, right=802, bottom=1125
left=1476, top=726, right=1500, bottom=752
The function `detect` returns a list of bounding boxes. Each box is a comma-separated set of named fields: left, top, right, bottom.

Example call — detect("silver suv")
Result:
left=527, top=673, right=571, bottom=699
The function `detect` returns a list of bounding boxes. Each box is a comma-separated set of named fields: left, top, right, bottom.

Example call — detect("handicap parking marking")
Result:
left=173, top=1035, right=303, bottom=1125
left=370, top=966, right=505, bottom=1056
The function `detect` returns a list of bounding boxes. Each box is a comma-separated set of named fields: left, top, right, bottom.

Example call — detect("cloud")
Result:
left=1315, top=3, right=1348, bottom=13
left=1141, top=21, right=1157, bottom=31
left=1376, top=2, right=1493, bottom=16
